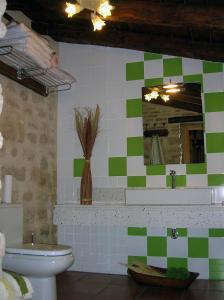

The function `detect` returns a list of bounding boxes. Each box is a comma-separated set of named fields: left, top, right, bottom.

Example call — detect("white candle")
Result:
left=3, top=175, right=12, bottom=204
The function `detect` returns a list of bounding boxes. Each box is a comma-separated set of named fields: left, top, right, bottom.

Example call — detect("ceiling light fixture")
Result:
left=65, top=0, right=114, bottom=31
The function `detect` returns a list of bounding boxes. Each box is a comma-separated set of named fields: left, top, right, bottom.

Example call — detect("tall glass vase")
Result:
left=80, top=159, right=92, bottom=205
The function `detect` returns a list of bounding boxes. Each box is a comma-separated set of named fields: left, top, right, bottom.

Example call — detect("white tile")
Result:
left=125, top=118, right=143, bottom=136
left=125, top=49, right=144, bottom=62
left=147, top=228, right=167, bottom=236
left=107, top=119, right=126, bottom=138
left=116, top=176, right=127, bottom=187
left=188, top=228, right=208, bottom=237
left=147, top=176, right=166, bottom=188
left=163, top=54, right=176, bottom=59
left=167, top=237, right=188, bottom=257
left=166, top=164, right=186, bottom=175
left=125, top=80, right=144, bottom=99
left=182, top=58, right=202, bottom=75
left=163, top=76, right=183, bottom=85
left=147, top=257, right=167, bottom=268
left=108, top=137, right=126, bottom=157
left=144, top=60, right=163, bottom=78
left=107, top=99, right=125, bottom=120
left=127, top=157, right=146, bottom=176
left=205, top=112, right=224, bottom=133
left=93, top=177, right=109, bottom=188
left=213, top=187, right=224, bottom=204
left=209, top=238, right=224, bottom=259
left=203, top=73, right=223, bottom=93
left=127, top=236, right=147, bottom=256
left=186, top=175, right=208, bottom=187
left=207, top=153, right=224, bottom=174
left=188, top=258, right=209, bottom=279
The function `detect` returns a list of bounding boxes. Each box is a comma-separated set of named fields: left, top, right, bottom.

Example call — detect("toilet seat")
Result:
left=6, top=243, right=73, bottom=256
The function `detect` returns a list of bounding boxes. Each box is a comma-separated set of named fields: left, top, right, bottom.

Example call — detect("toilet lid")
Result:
left=6, top=243, right=73, bottom=256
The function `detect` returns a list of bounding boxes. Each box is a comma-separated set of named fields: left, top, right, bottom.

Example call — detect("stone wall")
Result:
left=0, top=75, right=57, bottom=243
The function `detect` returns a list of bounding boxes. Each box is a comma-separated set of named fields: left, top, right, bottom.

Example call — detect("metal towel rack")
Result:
left=0, top=45, right=72, bottom=94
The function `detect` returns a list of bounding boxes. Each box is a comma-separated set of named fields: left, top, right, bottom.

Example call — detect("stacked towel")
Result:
left=0, top=22, right=59, bottom=69
left=0, top=271, right=33, bottom=300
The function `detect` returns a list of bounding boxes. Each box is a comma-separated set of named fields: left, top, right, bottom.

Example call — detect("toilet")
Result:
left=3, top=242, right=74, bottom=300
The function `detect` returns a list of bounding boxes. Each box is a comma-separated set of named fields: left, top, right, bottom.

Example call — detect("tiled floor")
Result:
left=57, top=271, right=224, bottom=300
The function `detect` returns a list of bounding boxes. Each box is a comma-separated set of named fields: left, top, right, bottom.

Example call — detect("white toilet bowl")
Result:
left=3, top=243, right=74, bottom=300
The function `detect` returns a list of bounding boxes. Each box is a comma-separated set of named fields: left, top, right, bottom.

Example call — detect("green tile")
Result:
left=209, top=259, right=224, bottom=270
left=146, top=165, right=166, bottom=175
left=206, top=133, right=224, bottom=153
left=209, top=272, right=224, bottom=280
left=166, top=175, right=186, bottom=188
left=186, top=163, right=207, bottom=174
left=203, top=61, right=223, bottom=73
left=167, top=228, right=187, bottom=237
left=108, top=157, right=127, bottom=176
left=183, top=74, right=203, bottom=91
left=128, top=227, right=147, bottom=236
left=163, top=58, right=183, bottom=77
left=126, top=98, right=142, bottom=118
left=147, top=236, right=167, bottom=257
left=204, top=92, right=224, bottom=112
left=167, top=257, right=188, bottom=269
left=127, top=137, right=144, bottom=156
left=144, top=52, right=162, bottom=61
left=209, top=229, right=224, bottom=237
left=126, top=61, right=144, bottom=81
left=208, top=174, right=224, bottom=186
left=188, top=237, right=208, bottom=258
left=144, top=77, right=163, bottom=87
left=209, top=259, right=224, bottom=280
left=127, top=176, right=146, bottom=188
left=73, top=158, right=85, bottom=177
left=128, top=256, right=147, bottom=265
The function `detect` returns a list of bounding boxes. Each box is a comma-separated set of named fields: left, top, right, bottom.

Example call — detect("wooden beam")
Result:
left=0, top=60, right=48, bottom=97
left=32, top=21, right=224, bottom=62
left=11, top=0, right=224, bottom=31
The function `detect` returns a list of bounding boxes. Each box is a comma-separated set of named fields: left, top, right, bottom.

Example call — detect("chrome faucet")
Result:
left=171, top=228, right=178, bottom=239
left=169, top=170, right=176, bottom=189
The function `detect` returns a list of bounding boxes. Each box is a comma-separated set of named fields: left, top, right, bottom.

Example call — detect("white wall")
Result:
left=58, top=43, right=143, bottom=203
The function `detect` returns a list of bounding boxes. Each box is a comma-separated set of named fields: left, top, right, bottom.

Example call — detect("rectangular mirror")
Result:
left=142, top=82, right=204, bottom=165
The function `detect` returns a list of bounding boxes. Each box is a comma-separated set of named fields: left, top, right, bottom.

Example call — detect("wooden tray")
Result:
left=128, top=266, right=199, bottom=289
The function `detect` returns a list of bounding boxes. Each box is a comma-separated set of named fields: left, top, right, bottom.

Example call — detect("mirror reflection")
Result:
left=142, top=82, right=205, bottom=165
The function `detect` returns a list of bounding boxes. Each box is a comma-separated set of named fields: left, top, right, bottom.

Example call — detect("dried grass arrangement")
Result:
left=74, top=105, right=100, bottom=205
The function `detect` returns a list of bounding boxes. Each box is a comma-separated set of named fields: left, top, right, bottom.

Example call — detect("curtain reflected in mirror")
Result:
left=142, top=83, right=205, bottom=165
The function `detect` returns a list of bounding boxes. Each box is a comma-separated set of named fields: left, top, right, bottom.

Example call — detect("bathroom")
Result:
left=1, top=3, right=224, bottom=300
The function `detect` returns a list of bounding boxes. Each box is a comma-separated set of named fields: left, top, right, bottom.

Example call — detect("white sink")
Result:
left=125, top=188, right=213, bottom=205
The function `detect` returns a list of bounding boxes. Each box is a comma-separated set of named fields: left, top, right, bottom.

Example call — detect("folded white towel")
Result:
left=0, top=281, right=8, bottom=300
left=3, top=271, right=33, bottom=299
left=5, top=22, right=51, bottom=53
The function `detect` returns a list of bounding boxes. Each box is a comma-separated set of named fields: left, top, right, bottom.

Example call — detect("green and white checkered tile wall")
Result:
left=128, top=227, right=224, bottom=280
left=71, top=50, right=224, bottom=279
left=74, top=52, right=224, bottom=188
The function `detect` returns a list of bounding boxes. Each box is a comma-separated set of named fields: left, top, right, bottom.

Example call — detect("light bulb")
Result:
left=163, top=83, right=178, bottom=89
left=97, top=1, right=113, bottom=18
left=65, top=2, right=82, bottom=17
left=91, top=13, right=105, bottom=31
left=166, top=88, right=181, bottom=93
left=161, top=94, right=170, bottom=102
left=150, top=90, right=159, bottom=99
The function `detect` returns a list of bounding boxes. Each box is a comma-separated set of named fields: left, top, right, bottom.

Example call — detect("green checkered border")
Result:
left=128, top=227, right=224, bottom=280
left=73, top=52, right=224, bottom=187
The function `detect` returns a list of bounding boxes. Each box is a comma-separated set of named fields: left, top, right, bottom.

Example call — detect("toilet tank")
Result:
left=0, top=204, right=23, bottom=246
